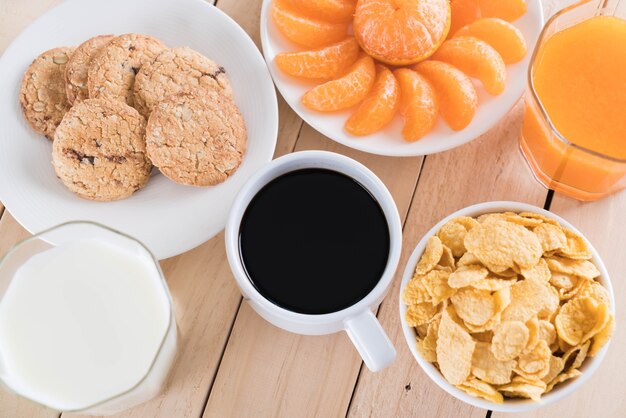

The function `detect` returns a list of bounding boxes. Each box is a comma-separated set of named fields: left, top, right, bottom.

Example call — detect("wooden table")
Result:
left=1, top=0, right=624, bottom=417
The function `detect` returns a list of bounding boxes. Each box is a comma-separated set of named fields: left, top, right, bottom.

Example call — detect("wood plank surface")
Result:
left=1, top=0, right=625, bottom=417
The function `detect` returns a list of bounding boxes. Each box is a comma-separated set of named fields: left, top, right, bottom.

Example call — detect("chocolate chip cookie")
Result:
left=87, top=34, right=166, bottom=106
left=133, top=46, right=232, bottom=117
left=146, top=90, right=246, bottom=186
left=20, top=47, right=74, bottom=139
left=65, top=35, right=114, bottom=104
left=52, top=98, right=152, bottom=201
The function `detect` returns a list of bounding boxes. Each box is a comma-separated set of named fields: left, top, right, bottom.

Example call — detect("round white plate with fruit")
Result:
left=261, top=0, right=543, bottom=156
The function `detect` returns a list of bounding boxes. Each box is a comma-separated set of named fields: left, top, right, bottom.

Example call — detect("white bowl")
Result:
left=260, top=0, right=544, bottom=157
left=0, top=0, right=278, bottom=260
left=398, top=201, right=615, bottom=412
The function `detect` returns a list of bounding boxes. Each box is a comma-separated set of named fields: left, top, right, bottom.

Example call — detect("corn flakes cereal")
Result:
left=448, top=265, right=489, bottom=288
left=542, top=356, right=565, bottom=384
left=437, top=216, right=479, bottom=257
left=472, top=342, right=516, bottom=385
left=501, top=279, right=553, bottom=323
left=533, top=222, right=567, bottom=253
left=499, top=376, right=547, bottom=401
left=577, top=280, right=610, bottom=305
left=451, top=287, right=499, bottom=326
left=517, top=340, right=551, bottom=378
left=415, top=236, right=443, bottom=275
left=436, top=308, right=476, bottom=385
left=458, top=252, right=480, bottom=266
left=492, top=321, right=529, bottom=361
left=457, top=378, right=503, bottom=404
left=422, top=269, right=456, bottom=305
left=520, top=258, right=551, bottom=282
left=589, top=315, right=614, bottom=357
left=417, top=315, right=440, bottom=362
left=439, top=245, right=456, bottom=269
left=402, top=211, right=614, bottom=404
left=464, top=219, right=542, bottom=270
left=545, top=369, right=582, bottom=393
left=547, top=256, right=600, bottom=280
left=405, top=302, right=439, bottom=327
left=555, top=297, right=608, bottom=346
left=559, top=228, right=592, bottom=260
left=402, top=275, right=431, bottom=305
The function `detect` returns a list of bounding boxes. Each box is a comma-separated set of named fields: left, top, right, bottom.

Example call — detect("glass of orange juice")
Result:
left=521, top=0, right=626, bottom=201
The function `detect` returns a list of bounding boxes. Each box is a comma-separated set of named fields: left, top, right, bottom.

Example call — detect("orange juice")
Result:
left=521, top=14, right=626, bottom=200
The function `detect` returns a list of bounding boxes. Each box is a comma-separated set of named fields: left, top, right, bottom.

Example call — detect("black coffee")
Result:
left=238, top=168, right=390, bottom=315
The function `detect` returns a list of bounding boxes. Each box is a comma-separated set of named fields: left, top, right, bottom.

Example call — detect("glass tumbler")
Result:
left=520, top=0, right=626, bottom=201
left=0, top=222, right=177, bottom=415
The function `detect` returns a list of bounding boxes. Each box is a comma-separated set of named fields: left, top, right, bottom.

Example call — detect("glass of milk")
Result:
left=0, top=221, right=177, bottom=415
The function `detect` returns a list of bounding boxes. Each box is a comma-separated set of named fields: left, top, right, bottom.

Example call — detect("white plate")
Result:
left=399, top=201, right=615, bottom=412
left=0, top=0, right=278, bottom=260
left=260, top=0, right=543, bottom=157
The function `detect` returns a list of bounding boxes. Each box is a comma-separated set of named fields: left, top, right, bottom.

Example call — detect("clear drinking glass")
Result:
left=520, top=0, right=626, bottom=201
left=0, top=222, right=177, bottom=415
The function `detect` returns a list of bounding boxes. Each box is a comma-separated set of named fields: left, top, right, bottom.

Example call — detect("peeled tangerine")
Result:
left=353, top=0, right=451, bottom=65
left=455, top=18, right=527, bottom=63
left=345, top=65, right=400, bottom=136
left=449, top=0, right=526, bottom=36
left=275, top=37, right=360, bottom=79
left=289, top=0, right=356, bottom=24
left=393, top=69, right=438, bottom=142
left=450, top=0, right=482, bottom=36
left=433, top=36, right=506, bottom=95
left=302, top=55, right=375, bottom=112
left=272, top=0, right=349, bottom=48
left=477, top=0, right=527, bottom=22
left=414, top=60, right=477, bottom=131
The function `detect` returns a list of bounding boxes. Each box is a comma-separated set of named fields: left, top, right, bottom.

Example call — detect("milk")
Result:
left=0, top=239, right=176, bottom=414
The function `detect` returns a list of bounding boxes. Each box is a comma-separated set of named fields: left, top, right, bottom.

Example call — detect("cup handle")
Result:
left=344, top=310, right=396, bottom=372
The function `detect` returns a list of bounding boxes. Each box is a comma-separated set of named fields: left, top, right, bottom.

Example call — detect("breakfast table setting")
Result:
left=0, top=0, right=625, bottom=417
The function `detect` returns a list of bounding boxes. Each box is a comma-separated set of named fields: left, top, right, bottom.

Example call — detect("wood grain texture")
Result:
left=347, top=102, right=548, bottom=418
left=0, top=0, right=62, bottom=52
left=203, top=129, right=424, bottom=417
left=2, top=0, right=625, bottom=417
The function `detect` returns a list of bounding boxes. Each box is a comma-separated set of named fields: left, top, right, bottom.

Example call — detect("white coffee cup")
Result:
left=225, top=151, right=401, bottom=372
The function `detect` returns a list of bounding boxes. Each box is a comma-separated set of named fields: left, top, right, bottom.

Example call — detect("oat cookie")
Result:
left=20, top=47, right=74, bottom=139
left=146, top=91, right=246, bottom=186
left=65, top=35, right=114, bottom=104
left=52, top=98, right=151, bottom=201
left=88, top=34, right=166, bottom=106
left=133, top=46, right=232, bottom=117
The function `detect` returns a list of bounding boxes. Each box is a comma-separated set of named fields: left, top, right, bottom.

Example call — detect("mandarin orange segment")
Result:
left=275, top=37, right=360, bottom=79
left=353, top=0, right=451, bottom=65
left=345, top=65, right=400, bottom=136
left=414, top=60, right=477, bottom=131
left=454, top=18, right=527, bottom=64
left=477, top=0, right=527, bottom=22
left=433, top=36, right=506, bottom=95
left=450, top=0, right=482, bottom=37
left=289, top=0, right=356, bottom=23
left=272, top=0, right=350, bottom=48
left=393, top=68, right=438, bottom=141
left=302, top=55, right=376, bottom=112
